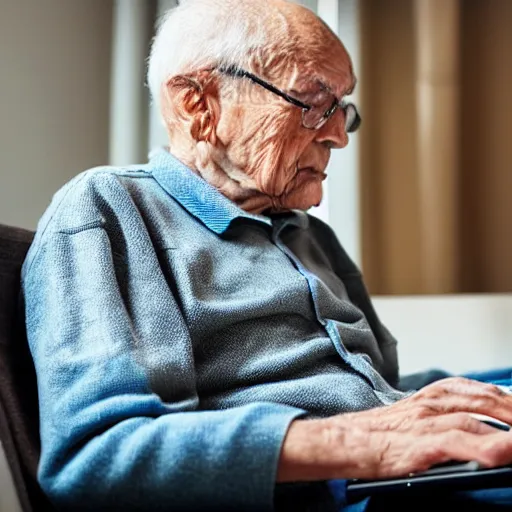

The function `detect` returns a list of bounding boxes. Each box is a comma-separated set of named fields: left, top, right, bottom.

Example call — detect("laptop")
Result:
left=346, top=461, right=512, bottom=502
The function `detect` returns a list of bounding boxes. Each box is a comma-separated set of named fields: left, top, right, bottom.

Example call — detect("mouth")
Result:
left=298, top=167, right=327, bottom=181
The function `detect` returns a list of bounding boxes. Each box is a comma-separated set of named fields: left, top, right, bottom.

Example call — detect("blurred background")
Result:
left=1, top=6, right=511, bottom=504
left=0, top=0, right=511, bottom=297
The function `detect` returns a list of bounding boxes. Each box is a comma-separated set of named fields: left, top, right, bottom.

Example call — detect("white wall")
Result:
left=295, top=0, right=319, bottom=11
left=0, top=0, right=113, bottom=230
left=329, top=0, right=361, bottom=265
left=374, top=294, right=512, bottom=376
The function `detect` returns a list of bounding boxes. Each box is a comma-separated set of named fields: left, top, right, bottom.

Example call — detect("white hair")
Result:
left=147, top=0, right=289, bottom=106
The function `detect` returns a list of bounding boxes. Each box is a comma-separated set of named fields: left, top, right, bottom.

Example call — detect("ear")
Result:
left=162, top=71, right=221, bottom=145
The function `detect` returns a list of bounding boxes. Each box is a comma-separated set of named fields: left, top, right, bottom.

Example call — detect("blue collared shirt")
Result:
left=22, top=149, right=404, bottom=511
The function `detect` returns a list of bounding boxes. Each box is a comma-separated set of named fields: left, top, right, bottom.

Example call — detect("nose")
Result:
left=313, top=107, right=349, bottom=149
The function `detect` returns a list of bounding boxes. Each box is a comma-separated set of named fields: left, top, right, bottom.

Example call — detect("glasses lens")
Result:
left=344, top=103, right=361, bottom=133
left=301, top=97, right=361, bottom=132
left=301, top=94, right=336, bottom=129
left=302, top=108, right=325, bottom=129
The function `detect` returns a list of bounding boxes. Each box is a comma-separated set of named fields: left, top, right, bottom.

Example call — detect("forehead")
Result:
left=313, top=55, right=355, bottom=96
left=289, top=43, right=355, bottom=97
left=281, top=3, right=356, bottom=95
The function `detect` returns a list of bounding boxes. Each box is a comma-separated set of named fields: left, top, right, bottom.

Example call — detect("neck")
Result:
left=170, top=143, right=275, bottom=215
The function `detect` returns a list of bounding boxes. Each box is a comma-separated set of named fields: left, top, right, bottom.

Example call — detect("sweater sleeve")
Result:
left=23, top=221, right=305, bottom=511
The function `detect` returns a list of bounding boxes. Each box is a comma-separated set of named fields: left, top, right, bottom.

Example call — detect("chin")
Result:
left=284, top=181, right=324, bottom=211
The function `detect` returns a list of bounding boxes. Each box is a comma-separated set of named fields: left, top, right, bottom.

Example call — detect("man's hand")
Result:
left=277, top=377, right=512, bottom=482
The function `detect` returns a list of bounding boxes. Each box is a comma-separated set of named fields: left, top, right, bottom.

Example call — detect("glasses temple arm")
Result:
left=219, top=65, right=311, bottom=111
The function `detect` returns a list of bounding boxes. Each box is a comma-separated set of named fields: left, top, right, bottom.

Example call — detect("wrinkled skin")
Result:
left=161, top=0, right=352, bottom=213
left=279, top=378, right=512, bottom=482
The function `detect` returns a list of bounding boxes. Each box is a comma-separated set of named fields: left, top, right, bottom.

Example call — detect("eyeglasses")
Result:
left=218, top=65, right=361, bottom=132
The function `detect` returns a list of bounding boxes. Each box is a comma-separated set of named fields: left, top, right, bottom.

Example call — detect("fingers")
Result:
left=385, top=429, right=512, bottom=479
left=423, top=429, right=512, bottom=469
left=407, top=377, right=512, bottom=425
left=416, top=413, right=498, bottom=436
left=342, top=407, right=501, bottom=436
left=325, top=409, right=512, bottom=481
left=422, top=377, right=509, bottom=402
left=478, top=432, right=512, bottom=467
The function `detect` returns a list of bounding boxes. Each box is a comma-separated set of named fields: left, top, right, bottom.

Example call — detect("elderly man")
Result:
left=22, top=0, right=512, bottom=510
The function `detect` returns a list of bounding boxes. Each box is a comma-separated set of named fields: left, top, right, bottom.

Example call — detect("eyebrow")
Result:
left=292, top=69, right=357, bottom=100
left=345, top=77, right=357, bottom=96
left=319, top=75, right=357, bottom=99
left=316, top=65, right=358, bottom=97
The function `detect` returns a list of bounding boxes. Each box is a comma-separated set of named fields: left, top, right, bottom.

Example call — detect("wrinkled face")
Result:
left=215, top=37, right=356, bottom=211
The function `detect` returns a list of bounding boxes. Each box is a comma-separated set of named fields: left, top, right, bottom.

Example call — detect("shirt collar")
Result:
left=148, top=148, right=308, bottom=234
